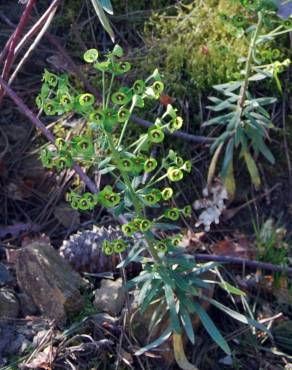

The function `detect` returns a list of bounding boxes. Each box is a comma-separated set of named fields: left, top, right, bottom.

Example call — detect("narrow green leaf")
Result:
left=207, top=100, right=235, bottom=112
left=223, top=160, right=236, bottom=197
left=192, top=262, right=219, bottom=275
left=208, top=142, right=224, bottom=187
left=243, top=151, right=261, bottom=189
left=180, top=307, right=195, bottom=344
left=117, top=245, right=145, bottom=269
left=89, top=0, right=115, bottom=42
left=98, top=0, right=113, bottom=14
left=210, top=132, right=231, bottom=153
left=258, top=140, right=275, bottom=164
left=203, top=296, right=270, bottom=334
left=219, top=282, right=246, bottom=296
left=221, top=138, right=234, bottom=179
left=138, top=279, right=153, bottom=306
left=193, top=301, right=231, bottom=355
left=164, top=283, right=181, bottom=333
left=203, top=112, right=235, bottom=127
left=140, top=280, right=162, bottom=313
left=135, top=326, right=172, bottom=356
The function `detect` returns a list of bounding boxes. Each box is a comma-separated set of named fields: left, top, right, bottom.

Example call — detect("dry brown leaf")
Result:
left=22, top=346, right=57, bottom=369
left=182, top=229, right=206, bottom=252
left=213, top=234, right=256, bottom=260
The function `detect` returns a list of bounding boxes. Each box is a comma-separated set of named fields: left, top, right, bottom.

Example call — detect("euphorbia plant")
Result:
left=36, top=45, right=267, bottom=369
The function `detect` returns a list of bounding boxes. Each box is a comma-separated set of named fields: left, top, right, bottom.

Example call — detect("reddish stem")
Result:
left=0, top=0, right=37, bottom=103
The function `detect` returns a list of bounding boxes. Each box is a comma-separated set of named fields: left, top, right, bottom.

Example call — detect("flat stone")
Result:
left=0, top=289, right=19, bottom=319
left=0, top=262, right=13, bottom=286
left=93, top=278, right=125, bottom=316
left=16, top=242, right=85, bottom=325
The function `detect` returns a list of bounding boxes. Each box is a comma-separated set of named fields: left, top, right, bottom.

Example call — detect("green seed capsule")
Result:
left=102, top=240, right=114, bottom=256
left=43, top=70, right=58, bottom=87
left=168, top=116, right=183, bottom=132
left=176, top=156, right=184, bottom=167
left=152, top=81, right=164, bottom=95
left=182, top=160, right=192, bottom=173
left=133, top=80, right=146, bottom=95
left=41, top=149, right=54, bottom=168
left=144, top=194, right=156, bottom=205
left=105, top=193, right=121, bottom=207
left=118, top=107, right=130, bottom=123
left=155, top=241, right=167, bottom=253
left=232, top=15, right=246, bottom=28
left=132, top=156, right=145, bottom=175
left=182, top=205, right=192, bottom=218
left=74, top=136, right=94, bottom=157
left=60, top=94, right=73, bottom=108
left=83, top=192, right=97, bottom=206
left=55, top=156, right=72, bottom=170
left=219, top=13, right=229, bottom=22
left=44, top=101, right=58, bottom=116
left=71, top=197, right=80, bottom=210
left=167, top=167, right=184, bottom=182
left=117, top=158, right=134, bottom=172
left=122, top=223, right=134, bottom=237
left=79, top=93, right=95, bottom=107
left=283, top=19, right=292, bottom=30
left=113, top=240, right=127, bottom=253
left=164, top=208, right=180, bottom=221
left=55, top=138, right=68, bottom=151
left=35, top=95, right=43, bottom=109
left=104, top=108, right=117, bottom=125
left=171, top=235, right=183, bottom=247
left=84, top=49, right=99, bottom=63
left=148, top=128, right=165, bottom=143
left=112, top=91, right=128, bottom=105
left=161, top=187, right=173, bottom=200
left=116, top=61, right=131, bottom=74
left=112, top=45, right=124, bottom=58
left=78, top=197, right=92, bottom=210
left=89, top=110, right=105, bottom=125
left=144, top=158, right=158, bottom=173
left=139, top=219, right=152, bottom=232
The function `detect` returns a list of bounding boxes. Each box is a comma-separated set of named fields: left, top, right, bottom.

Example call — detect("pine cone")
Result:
left=59, top=225, right=124, bottom=273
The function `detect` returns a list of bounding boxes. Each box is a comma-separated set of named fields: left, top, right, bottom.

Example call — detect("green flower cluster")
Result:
left=37, top=45, right=194, bottom=258
left=102, top=239, right=128, bottom=255
left=67, top=186, right=121, bottom=210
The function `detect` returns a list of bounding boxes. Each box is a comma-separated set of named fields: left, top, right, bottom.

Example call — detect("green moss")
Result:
left=140, top=0, right=282, bottom=94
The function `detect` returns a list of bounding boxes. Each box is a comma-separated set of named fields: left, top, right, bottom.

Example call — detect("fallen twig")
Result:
left=194, top=253, right=292, bottom=275
left=132, top=115, right=214, bottom=144
left=0, top=0, right=37, bottom=104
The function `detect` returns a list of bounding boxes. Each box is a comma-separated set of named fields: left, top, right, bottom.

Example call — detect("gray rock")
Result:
left=93, top=278, right=125, bottom=316
left=8, top=333, right=30, bottom=355
left=18, top=293, right=38, bottom=317
left=0, top=289, right=19, bottom=319
left=16, top=242, right=85, bottom=325
left=0, top=324, right=15, bottom=355
left=0, top=262, right=13, bottom=286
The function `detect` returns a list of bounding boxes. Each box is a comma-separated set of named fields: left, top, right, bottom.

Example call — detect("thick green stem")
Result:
left=106, top=132, right=162, bottom=262
left=238, top=12, right=263, bottom=111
